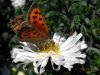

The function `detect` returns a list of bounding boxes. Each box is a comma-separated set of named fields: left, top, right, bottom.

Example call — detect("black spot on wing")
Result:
left=37, top=33, right=40, bottom=36
left=24, top=30, right=31, bottom=33
left=35, top=11, right=38, bottom=14
left=33, top=21, right=36, bottom=24
left=32, top=16, right=37, bottom=19
left=39, top=18, right=42, bottom=21
left=23, top=34, right=28, bottom=36
left=41, top=23, right=44, bottom=26
left=33, top=31, right=37, bottom=34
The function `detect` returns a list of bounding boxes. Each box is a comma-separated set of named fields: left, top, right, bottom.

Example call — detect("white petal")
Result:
left=41, top=57, right=49, bottom=68
left=19, top=41, right=27, bottom=46
left=33, top=54, right=49, bottom=74
left=61, top=40, right=86, bottom=53
left=59, top=37, right=66, bottom=42
left=39, top=58, right=48, bottom=74
left=53, top=33, right=61, bottom=43
left=51, top=55, right=65, bottom=65
left=11, top=46, right=42, bottom=63
left=60, top=32, right=77, bottom=49
left=34, top=67, right=39, bottom=74
left=81, top=44, right=87, bottom=49
left=51, top=60, right=61, bottom=71
left=53, top=33, right=66, bottom=45
left=40, top=68, right=45, bottom=74
left=61, top=33, right=82, bottom=50
left=34, top=65, right=45, bottom=74
left=79, top=54, right=86, bottom=58
left=63, top=63, right=73, bottom=71
left=13, top=52, right=37, bottom=63
left=11, top=0, right=26, bottom=8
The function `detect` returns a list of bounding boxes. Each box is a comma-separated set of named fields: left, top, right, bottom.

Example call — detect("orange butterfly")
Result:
left=11, top=2, right=50, bottom=44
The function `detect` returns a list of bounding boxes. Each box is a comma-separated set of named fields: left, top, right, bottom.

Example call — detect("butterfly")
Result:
left=11, top=2, right=50, bottom=44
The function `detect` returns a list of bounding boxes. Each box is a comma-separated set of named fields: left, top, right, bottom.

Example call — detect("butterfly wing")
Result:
left=19, top=2, right=49, bottom=43
left=12, top=2, right=49, bottom=43
left=19, top=27, right=49, bottom=43
left=27, top=2, right=49, bottom=35
left=11, top=15, right=24, bottom=32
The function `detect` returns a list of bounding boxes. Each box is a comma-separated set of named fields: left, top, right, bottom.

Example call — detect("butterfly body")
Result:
left=11, top=2, right=49, bottom=44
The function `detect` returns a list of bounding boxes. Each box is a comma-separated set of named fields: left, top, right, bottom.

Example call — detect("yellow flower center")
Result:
left=37, top=39, right=60, bottom=54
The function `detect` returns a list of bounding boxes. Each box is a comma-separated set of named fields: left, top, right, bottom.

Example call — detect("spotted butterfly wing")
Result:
left=19, top=2, right=49, bottom=43
left=11, top=15, right=24, bottom=32
left=27, top=2, right=48, bottom=34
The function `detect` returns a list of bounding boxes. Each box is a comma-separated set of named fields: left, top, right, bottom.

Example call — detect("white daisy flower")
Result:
left=11, top=32, right=87, bottom=74
left=11, top=0, right=26, bottom=8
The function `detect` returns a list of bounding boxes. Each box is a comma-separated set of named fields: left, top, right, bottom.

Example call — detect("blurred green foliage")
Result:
left=0, top=0, right=100, bottom=75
